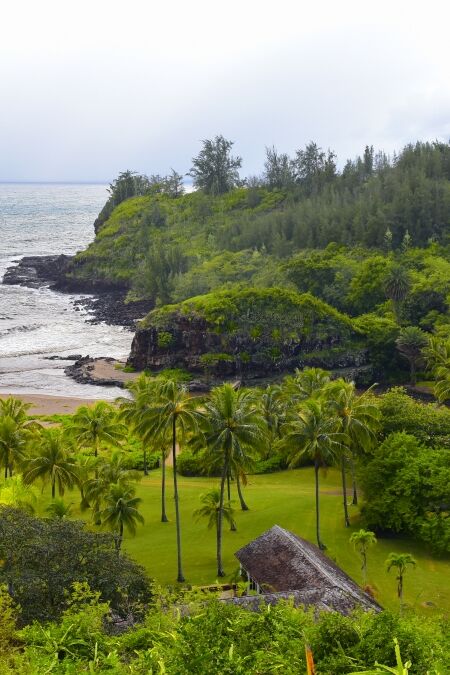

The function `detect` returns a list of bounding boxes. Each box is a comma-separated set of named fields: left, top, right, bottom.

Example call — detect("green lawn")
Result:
left=81, top=466, right=449, bottom=615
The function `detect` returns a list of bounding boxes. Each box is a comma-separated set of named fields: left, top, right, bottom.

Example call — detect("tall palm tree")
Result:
left=83, top=451, right=141, bottom=523
left=119, top=376, right=169, bottom=520
left=259, top=385, right=286, bottom=459
left=396, top=326, right=428, bottom=386
left=0, top=416, right=31, bottom=478
left=68, top=401, right=126, bottom=460
left=324, top=380, right=380, bottom=519
left=384, top=265, right=411, bottom=323
left=386, top=552, right=416, bottom=613
left=201, top=384, right=265, bottom=576
left=283, top=367, right=331, bottom=402
left=23, top=429, right=80, bottom=499
left=136, top=380, right=201, bottom=582
left=194, top=488, right=236, bottom=564
left=349, top=529, right=377, bottom=586
left=100, top=483, right=144, bottom=551
left=281, top=399, right=345, bottom=550
left=0, top=396, right=32, bottom=423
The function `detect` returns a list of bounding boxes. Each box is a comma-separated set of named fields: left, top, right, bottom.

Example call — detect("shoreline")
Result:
left=0, top=392, right=110, bottom=416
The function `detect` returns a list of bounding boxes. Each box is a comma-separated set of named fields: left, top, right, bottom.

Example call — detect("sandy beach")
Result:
left=0, top=392, right=107, bottom=416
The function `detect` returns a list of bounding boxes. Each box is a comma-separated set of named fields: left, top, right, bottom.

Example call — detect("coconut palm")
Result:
left=396, top=327, right=428, bottom=386
left=119, top=376, right=169, bottom=519
left=349, top=529, right=377, bottom=586
left=0, top=396, right=32, bottom=423
left=200, top=384, right=265, bottom=576
left=384, top=265, right=411, bottom=323
left=324, top=380, right=380, bottom=519
left=0, top=416, right=31, bottom=479
left=82, top=451, right=141, bottom=523
left=281, top=399, right=346, bottom=550
left=23, top=428, right=80, bottom=498
left=283, top=367, right=331, bottom=402
left=194, top=488, right=236, bottom=563
left=100, top=483, right=144, bottom=551
left=68, top=401, right=126, bottom=461
left=136, top=380, right=201, bottom=582
left=259, top=384, right=286, bottom=459
left=386, top=552, right=416, bottom=613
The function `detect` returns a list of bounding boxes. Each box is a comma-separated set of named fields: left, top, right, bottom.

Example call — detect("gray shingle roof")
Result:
left=234, top=525, right=381, bottom=614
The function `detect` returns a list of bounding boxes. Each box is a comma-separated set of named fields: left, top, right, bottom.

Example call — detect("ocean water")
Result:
left=0, top=183, right=132, bottom=398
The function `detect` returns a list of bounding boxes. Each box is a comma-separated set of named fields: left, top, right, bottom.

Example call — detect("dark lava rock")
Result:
left=65, top=356, right=127, bottom=389
left=3, top=255, right=72, bottom=288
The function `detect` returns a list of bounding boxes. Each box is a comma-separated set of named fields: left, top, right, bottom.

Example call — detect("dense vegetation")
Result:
left=66, top=138, right=450, bottom=383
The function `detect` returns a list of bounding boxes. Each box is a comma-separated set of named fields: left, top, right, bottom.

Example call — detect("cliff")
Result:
left=128, top=288, right=371, bottom=382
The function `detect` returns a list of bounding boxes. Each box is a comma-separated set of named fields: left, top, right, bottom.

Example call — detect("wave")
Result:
left=0, top=323, right=44, bottom=337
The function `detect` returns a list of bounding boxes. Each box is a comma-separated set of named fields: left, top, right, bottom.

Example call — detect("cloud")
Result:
left=1, top=0, right=449, bottom=180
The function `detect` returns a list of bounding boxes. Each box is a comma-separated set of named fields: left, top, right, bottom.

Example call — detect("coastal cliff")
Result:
left=128, top=288, right=372, bottom=383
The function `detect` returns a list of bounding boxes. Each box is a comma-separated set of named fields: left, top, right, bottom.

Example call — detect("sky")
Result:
left=1, top=0, right=450, bottom=182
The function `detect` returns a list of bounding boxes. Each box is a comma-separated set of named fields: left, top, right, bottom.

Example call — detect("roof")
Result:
left=234, top=525, right=381, bottom=614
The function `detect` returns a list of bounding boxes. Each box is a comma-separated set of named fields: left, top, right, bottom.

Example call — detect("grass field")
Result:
left=52, top=465, right=449, bottom=616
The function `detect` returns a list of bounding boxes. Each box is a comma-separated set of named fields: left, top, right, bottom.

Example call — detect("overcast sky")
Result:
left=1, top=0, right=449, bottom=182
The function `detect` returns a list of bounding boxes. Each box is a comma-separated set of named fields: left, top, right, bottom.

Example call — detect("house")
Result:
left=231, top=525, right=381, bottom=615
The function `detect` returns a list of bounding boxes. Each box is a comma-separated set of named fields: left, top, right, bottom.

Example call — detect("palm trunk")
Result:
left=398, top=575, right=403, bottom=615
left=236, top=472, right=249, bottom=510
left=172, top=417, right=185, bottom=582
left=315, top=461, right=325, bottom=550
left=117, top=521, right=123, bottom=552
left=4, top=451, right=8, bottom=480
left=52, top=477, right=55, bottom=499
left=143, top=449, right=148, bottom=476
left=217, top=459, right=228, bottom=577
left=161, top=449, right=168, bottom=522
left=351, top=454, right=358, bottom=505
left=227, top=470, right=236, bottom=530
left=341, top=455, right=350, bottom=527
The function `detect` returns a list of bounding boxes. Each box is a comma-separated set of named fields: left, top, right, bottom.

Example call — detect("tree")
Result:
left=136, top=380, right=201, bottom=582
left=282, top=399, right=345, bottom=549
left=189, top=135, right=242, bottom=195
left=283, top=367, right=331, bottom=402
left=120, top=376, right=171, bottom=522
left=386, top=553, right=416, bottom=613
left=0, top=416, right=30, bottom=479
left=349, top=529, right=377, bottom=586
left=263, top=146, right=295, bottom=189
left=100, top=483, right=144, bottom=552
left=45, top=498, right=73, bottom=520
left=325, top=380, right=380, bottom=516
left=200, top=384, right=264, bottom=575
left=0, top=506, right=152, bottom=624
left=384, top=266, right=411, bottom=323
left=194, top=488, right=236, bottom=563
left=423, top=335, right=450, bottom=404
left=23, top=429, right=80, bottom=499
left=68, top=402, right=126, bottom=462
left=395, top=327, right=428, bottom=385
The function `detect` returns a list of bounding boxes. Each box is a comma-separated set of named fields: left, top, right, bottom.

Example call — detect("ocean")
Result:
left=0, top=183, right=132, bottom=398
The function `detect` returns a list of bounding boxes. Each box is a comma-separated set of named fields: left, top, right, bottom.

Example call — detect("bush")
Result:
left=251, top=453, right=287, bottom=474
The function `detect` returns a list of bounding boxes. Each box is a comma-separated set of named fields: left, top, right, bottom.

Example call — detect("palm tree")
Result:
left=194, top=488, right=236, bottom=563
left=396, top=327, right=428, bottom=386
left=201, top=384, right=265, bottom=576
left=45, top=498, right=73, bottom=519
left=23, top=429, right=80, bottom=499
left=68, top=402, right=126, bottom=461
left=386, top=552, right=416, bottom=613
left=384, top=265, right=411, bottom=323
left=282, top=399, right=345, bottom=550
left=283, top=367, right=331, bottom=402
left=82, top=451, right=141, bottom=523
left=119, top=376, right=169, bottom=520
left=0, top=416, right=31, bottom=478
left=259, top=385, right=286, bottom=459
left=136, top=380, right=201, bottom=582
left=324, top=380, right=380, bottom=518
left=349, top=529, right=377, bottom=586
left=100, top=483, right=144, bottom=551
left=423, top=335, right=450, bottom=404
left=0, top=396, right=32, bottom=423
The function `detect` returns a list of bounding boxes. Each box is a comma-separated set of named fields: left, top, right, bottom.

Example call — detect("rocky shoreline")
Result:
left=2, top=255, right=153, bottom=328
